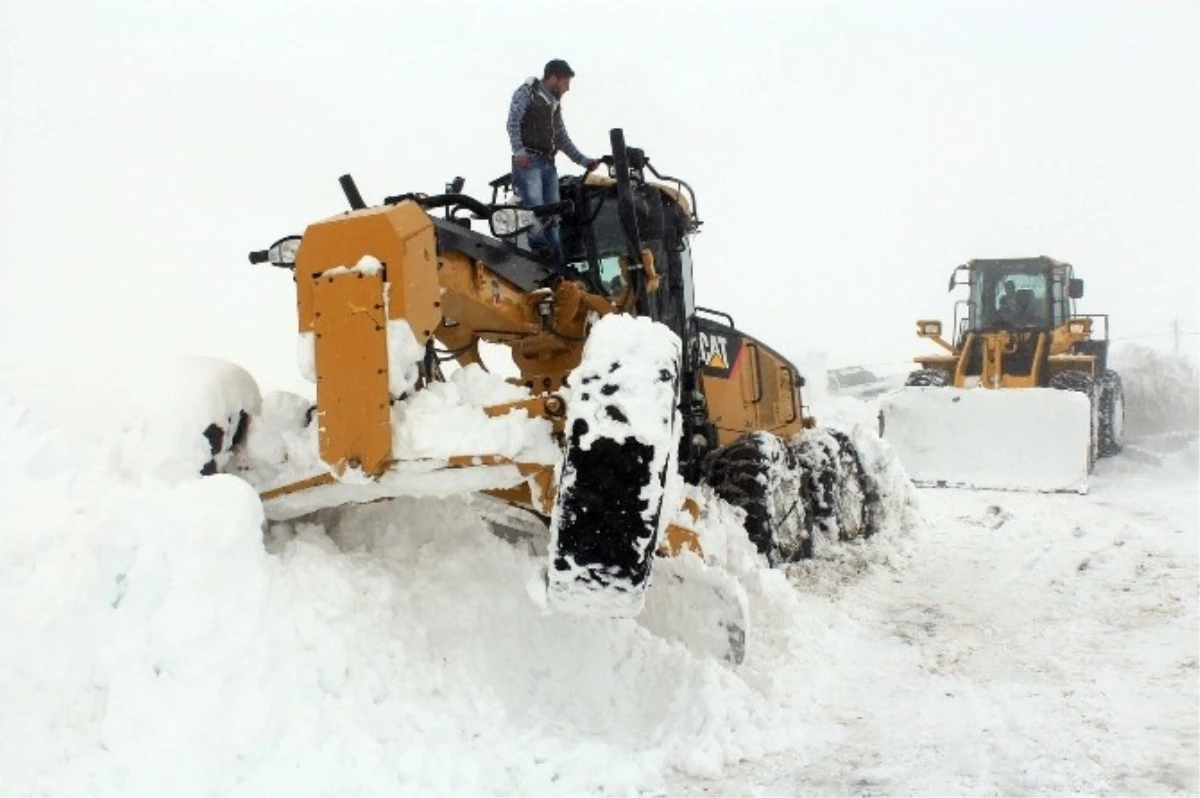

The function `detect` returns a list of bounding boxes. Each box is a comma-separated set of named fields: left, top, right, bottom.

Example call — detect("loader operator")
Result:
left=997, top=280, right=1019, bottom=320
left=507, top=59, right=600, bottom=265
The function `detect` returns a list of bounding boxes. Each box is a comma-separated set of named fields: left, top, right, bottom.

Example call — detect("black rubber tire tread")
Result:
left=824, top=429, right=882, bottom=541
left=201, top=410, right=250, bottom=477
left=704, top=433, right=812, bottom=564
left=905, top=369, right=950, bottom=387
left=552, top=418, right=661, bottom=593
left=795, top=430, right=881, bottom=548
left=1097, top=370, right=1124, bottom=458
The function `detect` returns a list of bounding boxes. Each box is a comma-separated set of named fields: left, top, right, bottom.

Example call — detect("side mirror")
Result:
left=1068, top=278, right=1084, bottom=299
left=248, top=235, right=302, bottom=269
left=948, top=264, right=967, bottom=292
left=489, top=206, right=536, bottom=238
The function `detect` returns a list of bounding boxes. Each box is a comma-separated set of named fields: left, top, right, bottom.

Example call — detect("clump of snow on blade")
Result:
left=385, top=317, right=425, bottom=399
left=393, top=364, right=558, bottom=463
left=114, top=356, right=261, bottom=484
left=237, top=365, right=559, bottom=520
left=238, top=389, right=313, bottom=468
left=295, top=331, right=316, bottom=383
left=547, top=314, right=682, bottom=616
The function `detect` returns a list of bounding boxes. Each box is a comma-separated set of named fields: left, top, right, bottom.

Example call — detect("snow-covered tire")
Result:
left=1097, top=370, right=1125, bottom=458
left=1050, top=370, right=1099, bottom=469
left=548, top=315, right=683, bottom=617
left=905, top=369, right=950, bottom=387
left=795, top=428, right=880, bottom=548
left=703, top=432, right=811, bottom=564
left=202, top=412, right=250, bottom=476
left=127, top=356, right=262, bottom=481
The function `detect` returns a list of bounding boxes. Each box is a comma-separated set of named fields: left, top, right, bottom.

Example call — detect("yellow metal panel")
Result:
left=294, top=201, right=440, bottom=343
left=312, top=268, right=392, bottom=476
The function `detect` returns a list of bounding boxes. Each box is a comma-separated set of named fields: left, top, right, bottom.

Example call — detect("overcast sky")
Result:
left=2, top=0, right=1197, bottom=413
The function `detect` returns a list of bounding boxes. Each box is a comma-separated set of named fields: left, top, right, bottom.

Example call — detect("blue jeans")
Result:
left=512, top=153, right=562, bottom=263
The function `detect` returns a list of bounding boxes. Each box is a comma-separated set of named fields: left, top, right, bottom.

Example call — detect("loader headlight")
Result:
left=1068, top=321, right=1086, bottom=334
left=489, top=206, right=537, bottom=238
left=918, top=320, right=942, bottom=337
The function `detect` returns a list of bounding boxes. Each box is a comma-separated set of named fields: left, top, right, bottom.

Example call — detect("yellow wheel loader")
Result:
left=879, top=256, right=1125, bottom=493
left=197, top=129, right=884, bottom=662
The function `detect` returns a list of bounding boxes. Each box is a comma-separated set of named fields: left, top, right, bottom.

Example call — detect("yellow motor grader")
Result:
left=879, top=256, right=1124, bottom=492
left=201, top=129, right=882, bottom=661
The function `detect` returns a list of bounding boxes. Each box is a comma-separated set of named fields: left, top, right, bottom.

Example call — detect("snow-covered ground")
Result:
left=668, top=452, right=1199, bottom=795
left=1, top=355, right=1197, bottom=795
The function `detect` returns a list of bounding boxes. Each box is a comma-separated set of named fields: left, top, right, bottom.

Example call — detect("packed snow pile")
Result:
left=124, top=357, right=563, bottom=523
left=116, top=356, right=263, bottom=485
left=2, top=344, right=1195, bottom=795
left=0, top=390, right=927, bottom=795
left=1112, top=343, right=1200, bottom=438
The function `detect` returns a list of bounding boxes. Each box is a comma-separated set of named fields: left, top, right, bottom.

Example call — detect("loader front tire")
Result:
left=905, top=369, right=950, bottom=387
left=1097, top=370, right=1125, bottom=458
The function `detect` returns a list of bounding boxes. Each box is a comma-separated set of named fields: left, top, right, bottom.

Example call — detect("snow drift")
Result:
left=0, top=391, right=922, bottom=795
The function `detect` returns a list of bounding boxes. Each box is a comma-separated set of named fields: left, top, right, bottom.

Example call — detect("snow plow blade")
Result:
left=879, top=386, right=1092, bottom=493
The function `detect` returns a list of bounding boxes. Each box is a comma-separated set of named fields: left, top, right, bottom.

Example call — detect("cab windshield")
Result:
left=971, top=265, right=1051, bottom=330
left=562, top=191, right=665, bottom=298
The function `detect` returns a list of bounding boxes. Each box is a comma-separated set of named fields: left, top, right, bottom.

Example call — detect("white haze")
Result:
left=1, top=0, right=1197, bottom=420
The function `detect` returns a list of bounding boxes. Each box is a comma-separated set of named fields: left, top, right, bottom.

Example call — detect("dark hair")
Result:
left=543, top=59, right=575, bottom=79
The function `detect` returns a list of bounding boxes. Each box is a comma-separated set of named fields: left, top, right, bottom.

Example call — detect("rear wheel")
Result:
left=1049, top=370, right=1098, bottom=469
left=1097, top=370, right=1125, bottom=457
left=905, top=369, right=950, bottom=387
left=795, top=429, right=880, bottom=547
left=704, top=432, right=811, bottom=565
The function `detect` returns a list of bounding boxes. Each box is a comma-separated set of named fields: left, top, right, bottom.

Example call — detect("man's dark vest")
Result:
left=519, top=82, right=559, bottom=156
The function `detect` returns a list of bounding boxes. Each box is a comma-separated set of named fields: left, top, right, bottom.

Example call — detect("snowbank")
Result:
left=0, top=393, right=920, bottom=795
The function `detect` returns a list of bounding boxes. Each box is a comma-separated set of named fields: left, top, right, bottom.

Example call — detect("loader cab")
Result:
left=962, top=257, right=1076, bottom=334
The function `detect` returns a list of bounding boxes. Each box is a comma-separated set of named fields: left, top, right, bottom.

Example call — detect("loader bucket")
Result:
left=878, top=386, right=1092, bottom=493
